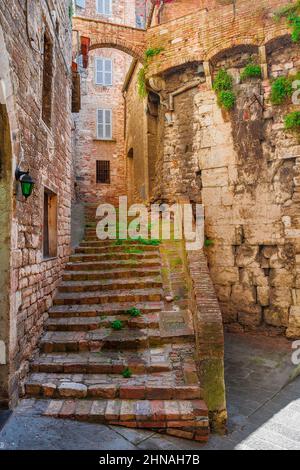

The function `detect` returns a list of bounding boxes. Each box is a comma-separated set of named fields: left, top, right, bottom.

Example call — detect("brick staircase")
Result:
left=24, top=208, right=209, bottom=442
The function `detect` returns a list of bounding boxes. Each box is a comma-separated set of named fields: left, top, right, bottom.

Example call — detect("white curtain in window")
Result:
left=97, top=0, right=111, bottom=15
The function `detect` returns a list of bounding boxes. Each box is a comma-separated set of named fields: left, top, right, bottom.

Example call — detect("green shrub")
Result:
left=240, top=64, right=262, bottom=82
left=271, top=76, right=293, bottom=105
left=111, top=320, right=123, bottom=331
left=274, top=1, right=300, bottom=43
left=122, top=368, right=132, bottom=378
left=145, top=47, right=164, bottom=59
left=127, top=307, right=141, bottom=318
left=213, top=69, right=233, bottom=93
left=217, top=90, right=236, bottom=110
left=284, top=111, right=300, bottom=130
left=213, top=69, right=236, bottom=110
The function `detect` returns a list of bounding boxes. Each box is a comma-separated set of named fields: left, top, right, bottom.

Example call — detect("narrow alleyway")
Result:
left=21, top=207, right=209, bottom=442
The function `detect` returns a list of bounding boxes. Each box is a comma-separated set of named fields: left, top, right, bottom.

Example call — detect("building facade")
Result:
left=0, top=0, right=72, bottom=406
left=72, top=0, right=141, bottom=206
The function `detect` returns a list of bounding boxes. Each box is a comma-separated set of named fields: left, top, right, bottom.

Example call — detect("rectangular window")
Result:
left=95, top=58, right=112, bottom=86
left=97, top=109, right=112, bottom=140
left=96, top=0, right=112, bottom=15
left=75, top=0, right=85, bottom=8
left=96, top=160, right=110, bottom=184
left=42, top=32, right=53, bottom=127
left=43, top=189, right=57, bottom=258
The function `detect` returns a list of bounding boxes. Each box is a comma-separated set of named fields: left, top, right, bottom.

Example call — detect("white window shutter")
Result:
left=95, top=58, right=104, bottom=85
left=104, top=0, right=111, bottom=15
left=104, top=59, right=112, bottom=86
left=97, top=109, right=104, bottom=139
left=97, top=0, right=104, bottom=14
left=105, top=110, right=112, bottom=139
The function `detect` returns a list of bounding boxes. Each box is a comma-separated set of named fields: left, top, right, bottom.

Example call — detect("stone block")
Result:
left=202, top=167, right=228, bottom=188
left=235, top=245, right=259, bottom=267
left=264, top=307, right=289, bottom=328
left=257, top=287, right=270, bottom=307
left=58, top=382, right=87, bottom=398
left=286, top=306, right=300, bottom=338
left=231, top=284, right=257, bottom=305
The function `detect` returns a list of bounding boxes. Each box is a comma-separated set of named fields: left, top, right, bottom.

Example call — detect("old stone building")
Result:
left=0, top=0, right=72, bottom=406
left=1, top=0, right=300, bottom=445
left=124, top=0, right=300, bottom=338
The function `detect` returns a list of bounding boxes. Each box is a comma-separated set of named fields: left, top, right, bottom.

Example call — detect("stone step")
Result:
left=25, top=372, right=201, bottom=400
left=46, top=313, right=160, bottom=331
left=53, top=288, right=163, bottom=306
left=39, top=328, right=159, bottom=352
left=30, top=347, right=171, bottom=374
left=75, top=244, right=159, bottom=254
left=58, top=277, right=162, bottom=293
left=65, top=258, right=161, bottom=271
left=62, top=267, right=161, bottom=281
left=48, top=301, right=163, bottom=318
left=79, top=240, right=159, bottom=247
left=42, top=399, right=209, bottom=441
left=69, top=252, right=160, bottom=262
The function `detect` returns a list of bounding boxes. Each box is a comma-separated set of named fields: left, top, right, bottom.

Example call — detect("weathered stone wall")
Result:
left=125, top=1, right=300, bottom=337
left=0, top=0, right=72, bottom=405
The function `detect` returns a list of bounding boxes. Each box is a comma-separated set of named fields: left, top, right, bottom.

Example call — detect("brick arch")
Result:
left=205, top=37, right=260, bottom=63
left=89, top=40, right=144, bottom=61
left=73, top=17, right=147, bottom=62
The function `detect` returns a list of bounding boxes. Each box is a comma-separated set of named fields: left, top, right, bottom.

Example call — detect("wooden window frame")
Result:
left=43, top=188, right=58, bottom=259
left=96, top=160, right=110, bottom=184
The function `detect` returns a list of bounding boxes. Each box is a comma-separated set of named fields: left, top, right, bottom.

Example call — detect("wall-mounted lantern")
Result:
left=15, top=166, right=35, bottom=199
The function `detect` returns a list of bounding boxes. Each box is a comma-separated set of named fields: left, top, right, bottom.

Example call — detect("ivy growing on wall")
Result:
left=137, top=47, right=164, bottom=99
left=274, top=1, right=300, bottom=43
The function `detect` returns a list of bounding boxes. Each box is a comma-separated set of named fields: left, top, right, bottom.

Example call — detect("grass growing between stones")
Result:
left=122, top=368, right=132, bottom=378
left=111, top=320, right=123, bottom=331
left=126, top=307, right=141, bottom=318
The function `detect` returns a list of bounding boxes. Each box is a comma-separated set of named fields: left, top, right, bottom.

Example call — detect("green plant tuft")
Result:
left=137, top=47, right=164, bottom=99
left=213, top=69, right=233, bottom=93
left=125, top=247, right=144, bottom=254
left=284, top=111, right=300, bottom=130
left=111, top=320, right=123, bottom=331
left=204, top=238, right=215, bottom=247
left=127, top=307, right=142, bottom=318
left=137, top=237, right=160, bottom=246
left=122, top=368, right=132, bottom=378
left=240, top=64, right=262, bottom=82
left=217, top=90, right=236, bottom=110
left=213, top=69, right=236, bottom=110
left=270, top=76, right=293, bottom=105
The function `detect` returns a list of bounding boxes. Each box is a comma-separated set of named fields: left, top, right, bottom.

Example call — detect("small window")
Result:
left=95, top=58, right=112, bottom=86
left=96, top=160, right=110, bottom=184
left=43, top=189, right=57, bottom=258
left=42, top=31, right=53, bottom=127
left=75, top=0, right=85, bottom=8
left=96, top=0, right=112, bottom=15
left=97, top=109, right=112, bottom=140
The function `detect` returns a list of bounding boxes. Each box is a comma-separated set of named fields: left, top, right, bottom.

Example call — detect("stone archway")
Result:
left=0, top=25, right=17, bottom=407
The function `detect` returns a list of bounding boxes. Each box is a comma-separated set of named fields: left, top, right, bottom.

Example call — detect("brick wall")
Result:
left=0, top=0, right=72, bottom=405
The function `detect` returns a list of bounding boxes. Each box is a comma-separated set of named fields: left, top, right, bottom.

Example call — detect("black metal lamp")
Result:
left=15, top=166, right=35, bottom=199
